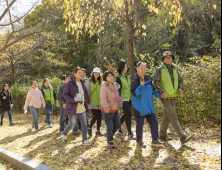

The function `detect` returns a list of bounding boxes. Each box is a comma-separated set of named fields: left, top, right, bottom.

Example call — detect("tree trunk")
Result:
left=126, top=21, right=135, bottom=80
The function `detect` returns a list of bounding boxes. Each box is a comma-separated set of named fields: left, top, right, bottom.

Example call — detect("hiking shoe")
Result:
left=181, top=135, right=193, bottom=145
left=137, top=140, right=146, bottom=148
left=61, top=134, right=67, bottom=142
left=82, top=140, right=92, bottom=146
left=73, top=131, right=82, bottom=135
left=119, top=129, right=123, bottom=134
left=128, top=134, right=137, bottom=140
left=88, top=128, right=93, bottom=136
left=159, top=134, right=173, bottom=141
left=151, top=140, right=165, bottom=147
left=10, top=123, right=15, bottom=126
left=108, top=142, right=115, bottom=149
left=96, top=131, right=105, bottom=136
left=0, top=122, right=3, bottom=126
left=49, top=124, right=52, bottom=128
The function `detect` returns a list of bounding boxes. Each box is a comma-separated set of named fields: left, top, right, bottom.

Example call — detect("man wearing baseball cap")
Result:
left=154, top=51, right=192, bottom=145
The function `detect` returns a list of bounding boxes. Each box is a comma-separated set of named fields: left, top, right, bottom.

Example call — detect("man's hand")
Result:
left=140, top=79, right=146, bottom=86
left=3, top=96, right=6, bottom=100
left=63, top=104, right=66, bottom=109
left=179, top=89, right=183, bottom=96
left=161, top=92, right=168, bottom=99
left=74, top=97, right=78, bottom=102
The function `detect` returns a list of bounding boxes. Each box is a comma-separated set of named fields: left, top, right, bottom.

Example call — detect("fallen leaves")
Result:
left=0, top=114, right=221, bottom=170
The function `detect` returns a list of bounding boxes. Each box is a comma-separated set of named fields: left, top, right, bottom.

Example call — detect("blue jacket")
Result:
left=131, top=74, right=161, bottom=117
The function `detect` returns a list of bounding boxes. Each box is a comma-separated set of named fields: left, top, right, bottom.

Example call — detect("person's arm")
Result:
left=100, top=86, right=110, bottom=113
left=24, top=92, right=31, bottom=111
left=151, top=84, right=162, bottom=99
left=10, top=94, right=13, bottom=105
left=116, top=76, right=122, bottom=97
left=63, top=83, right=76, bottom=103
left=86, top=79, right=91, bottom=96
left=153, top=68, right=165, bottom=94
left=53, top=88, right=57, bottom=101
left=40, top=92, right=46, bottom=108
left=58, top=86, right=66, bottom=105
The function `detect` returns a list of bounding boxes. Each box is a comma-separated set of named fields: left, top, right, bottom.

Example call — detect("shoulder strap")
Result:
left=89, top=81, right=99, bottom=98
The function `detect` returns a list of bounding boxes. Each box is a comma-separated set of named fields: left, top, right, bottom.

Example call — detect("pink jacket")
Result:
left=100, top=81, right=123, bottom=113
left=24, top=88, right=46, bottom=110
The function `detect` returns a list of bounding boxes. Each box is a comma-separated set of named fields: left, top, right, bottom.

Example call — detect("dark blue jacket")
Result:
left=131, top=74, right=161, bottom=117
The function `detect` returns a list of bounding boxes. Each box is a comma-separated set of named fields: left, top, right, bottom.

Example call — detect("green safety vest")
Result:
left=161, top=65, right=179, bottom=97
left=43, top=88, right=55, bottom=105
left=118, top=74, right=132, bottom=100
left=89, top=79, right=101, bottom=106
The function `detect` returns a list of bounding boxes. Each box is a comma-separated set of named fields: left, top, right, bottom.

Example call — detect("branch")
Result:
left=139, top=2, right=162, bottom=19
left=0, top=0, right=17, bottom=21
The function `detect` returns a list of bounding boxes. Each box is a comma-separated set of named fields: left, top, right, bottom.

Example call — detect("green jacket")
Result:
left=87, top=79, right=101, bottom=106
left=41, top=87, right=57, bottom=105
left=116, top=73, right=132, bottom=100
left=154, top=64, right=183, bottom=97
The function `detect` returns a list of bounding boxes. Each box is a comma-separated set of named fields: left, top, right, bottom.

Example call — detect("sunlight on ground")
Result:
left=0, top=114, right=221, bottom=170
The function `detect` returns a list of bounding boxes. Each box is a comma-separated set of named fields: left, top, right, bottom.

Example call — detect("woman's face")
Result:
left=44, top=80, right=49, bottom=87
left=32, top=82, right=38, bottom=89
left=4, top=85, right=9, bottom=91
left=94, top=72, right=100, bottom=80
left=74, top=70, right=83, bottom=80
left=163, top=55, right=173, bottom=65
left=122, top=64, right=128, bottom=74
left=106, top=74, right=114, bottom=83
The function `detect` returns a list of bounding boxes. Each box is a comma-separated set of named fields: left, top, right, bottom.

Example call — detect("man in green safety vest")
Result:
left=154, top=51, right=193, bottom=145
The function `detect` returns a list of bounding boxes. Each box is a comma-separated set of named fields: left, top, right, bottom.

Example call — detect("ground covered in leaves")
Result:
left=0, top=114, right=221, bottom=170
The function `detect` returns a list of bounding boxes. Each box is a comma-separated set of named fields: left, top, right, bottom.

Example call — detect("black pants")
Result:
left=120, top=101, right=133, bottom=135
left=89, top=109, right=102, bottom=131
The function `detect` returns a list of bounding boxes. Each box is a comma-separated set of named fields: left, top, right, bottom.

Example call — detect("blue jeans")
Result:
left=63, top=112, right=88, bottom=142
left=29, top=106, right=41, bottom=130
left=59, top=106, right=65, bottom=132
left=45, top=105, right=53, bottom=125
left=103, top=111, right=121, bottom=143
left=135, top=114, right=159, bottom=142
left=1, top=110, right=12, bottom=123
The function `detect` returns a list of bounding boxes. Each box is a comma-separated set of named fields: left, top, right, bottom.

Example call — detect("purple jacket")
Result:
left=63, top=78, right=90, bottom=115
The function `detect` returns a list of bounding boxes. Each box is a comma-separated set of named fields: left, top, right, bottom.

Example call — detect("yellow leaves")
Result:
left=135, top=30, right=139, bottom=37
left=142, top=24, right=146, bottom=30
left=213, top=4, right=217, bottom=10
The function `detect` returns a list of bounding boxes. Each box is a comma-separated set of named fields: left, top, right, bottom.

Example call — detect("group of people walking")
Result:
left=1, top=51, right=192, bottom=149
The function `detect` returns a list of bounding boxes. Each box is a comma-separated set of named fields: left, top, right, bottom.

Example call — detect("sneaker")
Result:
left=128, top=134, right=137, bottom=140
left=0, top=122, right=3, bottom=126
left=96, top=131, right=105, bottom=136
left=159, top=134, right=173, bottom=141
left=119, top=129, right=123, bottom=134
left=181, top=135, right=193, bottom=145
left=49, top=124, right=52, bottom=128
left=137, top=140, right=146, bottom=148
left=151, top=140, right=165, bottom=147
left=108, top=142, right=115, bottom=149
left=88, top=128, right=92, bottom=136
left=82, top=140, right=92, bottom=146
left=73, top=131, right=82, bottom=135
left=61, top=134, right=67, bottom=142
left=10, top=123, right=15, bottom=126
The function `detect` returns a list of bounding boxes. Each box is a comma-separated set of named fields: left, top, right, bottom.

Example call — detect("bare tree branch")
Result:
left=0, top=0, right=16, bottom=21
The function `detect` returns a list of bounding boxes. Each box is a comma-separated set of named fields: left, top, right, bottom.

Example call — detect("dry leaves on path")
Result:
left=0, top=114, right=221, bottom=170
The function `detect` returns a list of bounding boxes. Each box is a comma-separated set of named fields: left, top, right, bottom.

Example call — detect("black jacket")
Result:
left=58, top=84, right=66, bottom=105
left=0, top=91, right=12, bottom=111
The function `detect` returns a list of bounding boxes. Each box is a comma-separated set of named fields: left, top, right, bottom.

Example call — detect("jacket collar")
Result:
left=163, top=63, right=175, bottom=70
left=101, top=81, right=121, bottom=90
left=135, top=74, right=150, bottom=82
left=72, top=77, right=85, bottom=85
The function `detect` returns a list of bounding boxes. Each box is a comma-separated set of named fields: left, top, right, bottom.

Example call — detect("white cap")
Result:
left=93, top=67, right=101, bottom=73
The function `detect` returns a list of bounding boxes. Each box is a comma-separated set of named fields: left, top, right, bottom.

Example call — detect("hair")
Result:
left=1, top=84, right=10, bottom=94
left=81, top=68, right=86, bottom=72
left=41, top=78, right=52, bottom=89
left=103, top=71, right=114, bottom=82
left=31, top=81, right=37, bottom=86
left=136, top=62, right=147, bottom=67
left=61, top=75, right=68, bottom=81
left=91, top=72, right=102, bottom=85
left=117, top=61, right=129, bottom=74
